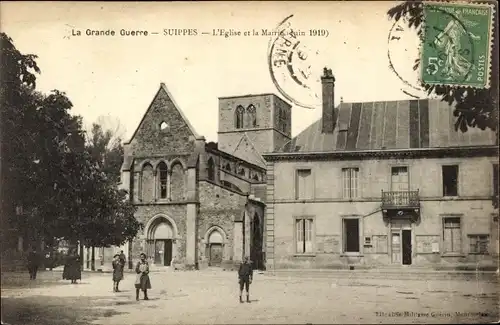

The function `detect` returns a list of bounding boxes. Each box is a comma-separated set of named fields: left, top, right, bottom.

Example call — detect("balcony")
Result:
left=381, top=190, right=420, bottom=209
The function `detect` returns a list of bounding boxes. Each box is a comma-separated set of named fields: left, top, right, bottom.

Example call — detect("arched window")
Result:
left=224, top=162, right=231, bottom=172
left=141, top=163, right=154, bottom=202
left=207, top=157, right=215, bottom=181
left=246, top=105, right=257, bottom=128
left=170, top=162, right=185, bottom=201
left=235, top=106, right=244, bottom=129
left=158, top=162, right=168, bottom=199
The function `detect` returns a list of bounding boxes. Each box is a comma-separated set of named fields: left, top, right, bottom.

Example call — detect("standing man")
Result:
left=27, top=246, right=40, bottom=280
left=238, top=256, right=253, bottom=303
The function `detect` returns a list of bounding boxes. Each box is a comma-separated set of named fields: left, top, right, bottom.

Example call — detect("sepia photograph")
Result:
left=0, top=1, right=498, bottom=324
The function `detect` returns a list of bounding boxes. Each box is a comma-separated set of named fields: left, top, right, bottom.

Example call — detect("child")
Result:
left=112, top=253, right=124, bottom=292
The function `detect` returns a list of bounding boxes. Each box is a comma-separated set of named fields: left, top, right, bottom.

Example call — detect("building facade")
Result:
left=118, top=83, right=291, bottom=270
left=263, top=68, right=499, bottom=270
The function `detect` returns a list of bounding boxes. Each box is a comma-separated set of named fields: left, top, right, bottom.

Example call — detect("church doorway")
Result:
left=208, top=230, right=223, bottom=266
left=146, top=218, right=175, bottom=267
left=250, top=213, right=265, bottom=270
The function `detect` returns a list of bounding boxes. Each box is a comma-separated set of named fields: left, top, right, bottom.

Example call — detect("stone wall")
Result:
left=198, top=181, right=247, bottom=268
left=132, top=204, right=187, bottom=263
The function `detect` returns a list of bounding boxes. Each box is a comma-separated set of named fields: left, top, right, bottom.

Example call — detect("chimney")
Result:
left=321, top=67, right=337, bottom=134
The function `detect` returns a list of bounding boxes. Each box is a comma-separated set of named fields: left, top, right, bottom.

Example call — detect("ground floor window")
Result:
left=295, top=218, right=313, bottom=253
left=468, top=235, right=489, bottom=254
left=343, top=218, right=360, bottom=253
left=443, top=217, right=461, bottom=253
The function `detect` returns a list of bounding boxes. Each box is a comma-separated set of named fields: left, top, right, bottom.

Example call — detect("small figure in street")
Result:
left=134, top=253, right=151, bottom=301
left=119, top=250, right=126, bottom=267
left=112, top=253, right=124, bottom=292
left=62, top=248, right=82, bottom=284
left=238, top=256, right=253, bottom=303
left=27, top=246, right=41, bottom=280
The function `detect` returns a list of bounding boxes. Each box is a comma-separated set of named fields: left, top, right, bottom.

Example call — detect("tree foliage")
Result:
left=86, top=118, right=125, bottom=185
left=0, top=32, right=142, bottom=248
left=387, top=1, right=498, bottom=133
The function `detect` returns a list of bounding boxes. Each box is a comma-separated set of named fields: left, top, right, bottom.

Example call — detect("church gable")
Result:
left=128, top=83, right=199, bottom=156
left=232, top=133, right=266, bottom=168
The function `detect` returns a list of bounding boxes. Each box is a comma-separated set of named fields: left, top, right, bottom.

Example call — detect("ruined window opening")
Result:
left=442, top=165, right=459, bottom=197
left=207, top=158, right=215, bottom=181
left=235, top=106, right=244, bottom=129
left=158, top=163, right=168, bottom=199
left=343, top=218, right=360, bottom=253
left=159, top=121, right=169, bottom=130
left=247, top=105, right=257, bottom=128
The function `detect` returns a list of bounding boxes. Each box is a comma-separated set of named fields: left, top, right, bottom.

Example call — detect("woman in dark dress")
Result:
left=63, top=248, right=82, bottom=284
left=135, top=253, right=151, bottom=301
left=112, top=253, right=124, bottom=292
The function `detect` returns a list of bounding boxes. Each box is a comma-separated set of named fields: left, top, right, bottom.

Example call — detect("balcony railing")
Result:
left=381, top=190, right=420, bottom=208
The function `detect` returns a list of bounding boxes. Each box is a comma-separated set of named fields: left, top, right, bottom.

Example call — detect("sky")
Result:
left=1, top=1, right=423, bottom=142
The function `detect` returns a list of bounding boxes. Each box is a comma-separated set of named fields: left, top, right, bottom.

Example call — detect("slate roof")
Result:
left=281, top=99, right=496, bottom=153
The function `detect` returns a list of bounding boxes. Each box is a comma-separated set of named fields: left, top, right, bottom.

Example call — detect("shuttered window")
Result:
left=469, top=235, right=489, bottom=254
left=342, top=168, right=359, bottom=198
left=296, top=169, right=313, bottom=200
left=296, top=218, right=313, bottom=253
left=443, top=217, right=462, bottom=253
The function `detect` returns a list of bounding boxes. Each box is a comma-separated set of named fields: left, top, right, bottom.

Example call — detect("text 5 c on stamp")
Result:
left=420, top=2, right=495, bottom=88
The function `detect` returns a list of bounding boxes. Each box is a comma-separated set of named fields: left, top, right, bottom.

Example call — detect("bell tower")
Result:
left=217, top=93, right=292, bottom=159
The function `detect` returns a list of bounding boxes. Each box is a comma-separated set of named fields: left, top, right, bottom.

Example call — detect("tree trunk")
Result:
left=79, top=239, right=84, bottom=268
left=91, top=246, right=95, bottom=271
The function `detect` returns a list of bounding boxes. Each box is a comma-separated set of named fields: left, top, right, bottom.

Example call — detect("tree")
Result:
left=0, top=33, right=142, bottom=252
left=86, top=116, right=126, bottom=184
left=387, top=1, right=498, bottom=133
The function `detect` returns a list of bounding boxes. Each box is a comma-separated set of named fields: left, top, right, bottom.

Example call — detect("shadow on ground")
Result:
left=1, top=295, right=127, bottom=325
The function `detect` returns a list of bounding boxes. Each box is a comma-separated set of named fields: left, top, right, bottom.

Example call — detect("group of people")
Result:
left=28, top=247, right=255, bottom=303
left=114, top=253, right=254, bottom=303
left=113, top=251, right=152, bottom=301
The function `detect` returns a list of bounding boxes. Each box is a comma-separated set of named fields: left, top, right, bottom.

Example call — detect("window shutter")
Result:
left=444, top=228, right=452, bottom=252
left=351, top=169, right=359, bottom=198
left=296, top=219, right=304, bottom=253
left=305, top=219, right=313, bottom=252
left=452, top=227, right=462, bottom=253
left=342, top=169, right=350, bottom=198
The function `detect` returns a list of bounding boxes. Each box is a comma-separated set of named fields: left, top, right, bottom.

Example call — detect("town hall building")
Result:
left=117, top=83, right=291, bottom=270
left=262, top=68, right=498, bottom=270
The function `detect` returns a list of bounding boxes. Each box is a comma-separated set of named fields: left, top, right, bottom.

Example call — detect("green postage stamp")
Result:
left=421, top=1, right=495, bottom=88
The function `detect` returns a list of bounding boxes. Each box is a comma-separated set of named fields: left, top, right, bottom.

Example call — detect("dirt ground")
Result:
left=1, top=269, right=498, bottom=324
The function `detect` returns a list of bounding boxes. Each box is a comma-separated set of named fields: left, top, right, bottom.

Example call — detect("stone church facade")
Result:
left=119, top=83, right=291, bottom=270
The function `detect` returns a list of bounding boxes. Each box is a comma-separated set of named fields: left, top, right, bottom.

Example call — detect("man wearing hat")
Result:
left=237, top=256, right=253, bottom=303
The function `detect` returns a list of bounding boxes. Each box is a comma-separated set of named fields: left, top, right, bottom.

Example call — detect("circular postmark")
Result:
left=387, top=6, right=476, bottom=95
left=267, top=15, right=323, bottom=109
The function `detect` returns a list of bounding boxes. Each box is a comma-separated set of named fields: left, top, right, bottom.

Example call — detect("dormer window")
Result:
left=159, top=121, right=169, bottom=130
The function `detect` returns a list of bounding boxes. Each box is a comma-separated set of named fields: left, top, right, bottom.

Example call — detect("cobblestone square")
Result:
left=1, top=270, right=498, bottom=324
